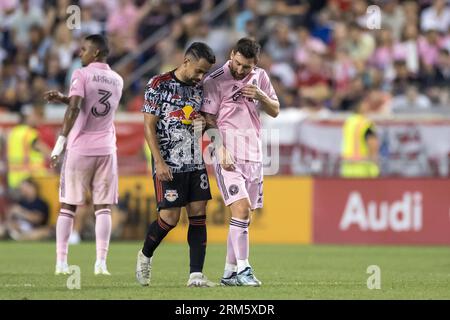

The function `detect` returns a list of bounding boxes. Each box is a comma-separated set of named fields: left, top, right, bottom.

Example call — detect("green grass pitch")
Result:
left=1, top=241, right=449, bottom=299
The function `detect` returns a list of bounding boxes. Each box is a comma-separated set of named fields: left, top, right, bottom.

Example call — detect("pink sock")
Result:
left=229, top=218, right=249, bottom=260
left=226, top=232, right=237, bottom=265
left=56, top=209, right=75, bottom=264
left=95, top=209, right=112, bottom=261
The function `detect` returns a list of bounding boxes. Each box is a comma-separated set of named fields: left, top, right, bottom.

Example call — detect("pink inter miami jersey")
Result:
left=67, top=62, right=123, bottom=156
left=201, top=60, right=278, bottom=162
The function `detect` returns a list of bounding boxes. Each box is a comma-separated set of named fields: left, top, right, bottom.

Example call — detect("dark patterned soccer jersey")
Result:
left=142, top=71, right=205, bottom=174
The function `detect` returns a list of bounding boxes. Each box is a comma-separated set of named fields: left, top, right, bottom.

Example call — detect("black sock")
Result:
left=142, top=216, right=175, bottom=258
left=188, top=215, right=207, bottom=273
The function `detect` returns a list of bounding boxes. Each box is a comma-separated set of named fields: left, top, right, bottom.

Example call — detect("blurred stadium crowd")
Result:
left=0, top=0, right=449, bottom=116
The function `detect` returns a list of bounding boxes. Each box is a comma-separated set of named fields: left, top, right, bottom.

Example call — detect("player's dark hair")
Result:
left=233, top=37, right=261, bottom=62
left=85, top=34, right=109, bottom=58
left=185, top=42, right=216, bottom=64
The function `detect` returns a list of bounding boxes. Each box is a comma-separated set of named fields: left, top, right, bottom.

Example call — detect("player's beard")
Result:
left=230, top=68, right=246, bottom=80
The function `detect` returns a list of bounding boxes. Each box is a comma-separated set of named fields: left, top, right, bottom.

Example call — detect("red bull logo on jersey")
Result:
left=168, top=105, right=198, bottom=125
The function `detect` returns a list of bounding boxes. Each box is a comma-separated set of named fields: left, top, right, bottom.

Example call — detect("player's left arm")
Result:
left=50, top=95, right=83, bottom=168
left=50, top=68, right=85, bottom=168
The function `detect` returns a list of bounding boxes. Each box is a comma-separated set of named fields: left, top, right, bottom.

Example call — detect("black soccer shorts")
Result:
left=153, top=168, right=212, bottom=210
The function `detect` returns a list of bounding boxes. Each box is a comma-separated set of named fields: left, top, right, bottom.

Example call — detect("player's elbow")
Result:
left=269, top=105, right=280, bottom=118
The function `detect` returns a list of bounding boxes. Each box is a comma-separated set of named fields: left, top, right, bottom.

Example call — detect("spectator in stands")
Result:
left=420, top=0, right=450, bottom=33
left=28, top=24, right=52, bottom=76
left=418, top=29, right=443, bottom=69
left=345, top=22, right=376, bottom=68
left=331, top=75, right=365, bottom=111
left=7, top=0, right=44, bottom=48
left=106, top=0, right=155, bottom=51
left=297, top=52, right=330, bottom=91
left=234, top=0, right=260, bottom=36
left=398, top=24, right=420, bottom=74
left=50, top=22, right=78, bottom=71
left=380, top=0, right=406, bottom=41
left=5, top=178, right=52, bottom=241
left=264, top=20, right=297, bottom=64
left=294, top=25, right=327, bottom=66
left=403, top=0, right=420, bottom=28
left=273, top=0, right=311, bottom=27
left=392, top=84, right=432, bottom=111
left=298, top=84, right=332, bottom=117
left=391, top=60, right=418, bottom=95
left=73, top=4, right=103, bottom=40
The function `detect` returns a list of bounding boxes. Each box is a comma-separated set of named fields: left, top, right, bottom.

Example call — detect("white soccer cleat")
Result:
left=236, top=267, right=261, bottom=287
left=94, top=262, right=111, bottom=276
left=187, top=272, right=216, bottom=287
left=136, top=250, right=152, bottom=286
left=55, top=262, right=70, bottom=275
left=220, top=272, right=239, bottom=286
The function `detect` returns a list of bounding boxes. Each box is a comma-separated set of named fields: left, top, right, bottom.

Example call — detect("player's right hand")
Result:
left=218, top=146, right=235, bottom=171
left=156, top=162, right=173, bottom=181
left=43, top=90, right=65, bottom=103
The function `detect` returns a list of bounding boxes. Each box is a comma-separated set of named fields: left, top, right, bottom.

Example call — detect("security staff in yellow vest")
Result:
left=340, top=99, right=380, bottom=178
left=7, top=107, right=50, bottom=190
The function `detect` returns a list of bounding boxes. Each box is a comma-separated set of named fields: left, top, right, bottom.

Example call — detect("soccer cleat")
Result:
left=55, top=263, right=70, bottom=275
left=94, top=262, right=111, bottom=275
left=136, top=250, right=152, bottom=286
left=187, top=272, right=216, bottom=287
left=236, top=267, right=262, bottom=287
left=220, top=272, right=238, bottom=286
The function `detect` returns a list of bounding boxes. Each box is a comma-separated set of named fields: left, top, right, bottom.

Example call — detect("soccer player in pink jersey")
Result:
left=44, top=34, right=124, bottom=276
left=201, top=38, right=280, bottom=286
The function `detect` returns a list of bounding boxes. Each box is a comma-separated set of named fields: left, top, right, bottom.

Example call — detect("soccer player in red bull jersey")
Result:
left=201, top=38, right=280, bottom=286
left=136, top=42, right=216, bottom=287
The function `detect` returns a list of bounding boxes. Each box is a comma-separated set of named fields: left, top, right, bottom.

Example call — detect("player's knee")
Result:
left=235, top=205, right=251, bottom=220
left=160, top=214, right=180, bottom=227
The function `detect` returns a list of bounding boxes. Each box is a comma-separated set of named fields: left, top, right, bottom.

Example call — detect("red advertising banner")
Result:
left=313, top=178, right=450, bottom=244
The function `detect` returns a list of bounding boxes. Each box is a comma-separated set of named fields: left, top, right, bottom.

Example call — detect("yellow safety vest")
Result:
left=340, top=114, right=379, bottom=178
left=7, top=124, right=47, bottom=189
left=144, top=142, right=152, bottom=172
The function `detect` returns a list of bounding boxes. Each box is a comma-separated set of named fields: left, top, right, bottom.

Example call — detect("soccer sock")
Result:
left=95, top=208, right=112, bottom=263
left=187, top=215, right=207, bottom=274
left=229, top=217, right=250, bottom=273
left=142, top=216, right=175, bottom=258
left=223, top=233, right=237, bottom=278
left=56, top=209, right=75, bottom=265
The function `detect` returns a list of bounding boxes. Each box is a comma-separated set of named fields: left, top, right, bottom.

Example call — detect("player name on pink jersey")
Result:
left=67, top=62, right=124, bottom=156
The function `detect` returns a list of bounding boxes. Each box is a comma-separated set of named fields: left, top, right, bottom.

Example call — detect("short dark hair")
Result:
left=185, top=42, right=216, bottom=64
left=233, top=38, right=261, bottom=62
left=85, top=34, right=109, bottom=58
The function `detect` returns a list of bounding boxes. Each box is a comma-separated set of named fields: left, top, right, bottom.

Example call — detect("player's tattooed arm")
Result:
left=241, top=85, right=280, bottom=118
left=61, top=96, right=82, bottom=137
left=50, top=95, right=82, bottom=168
left=144, top=113, right=173, bottom=181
